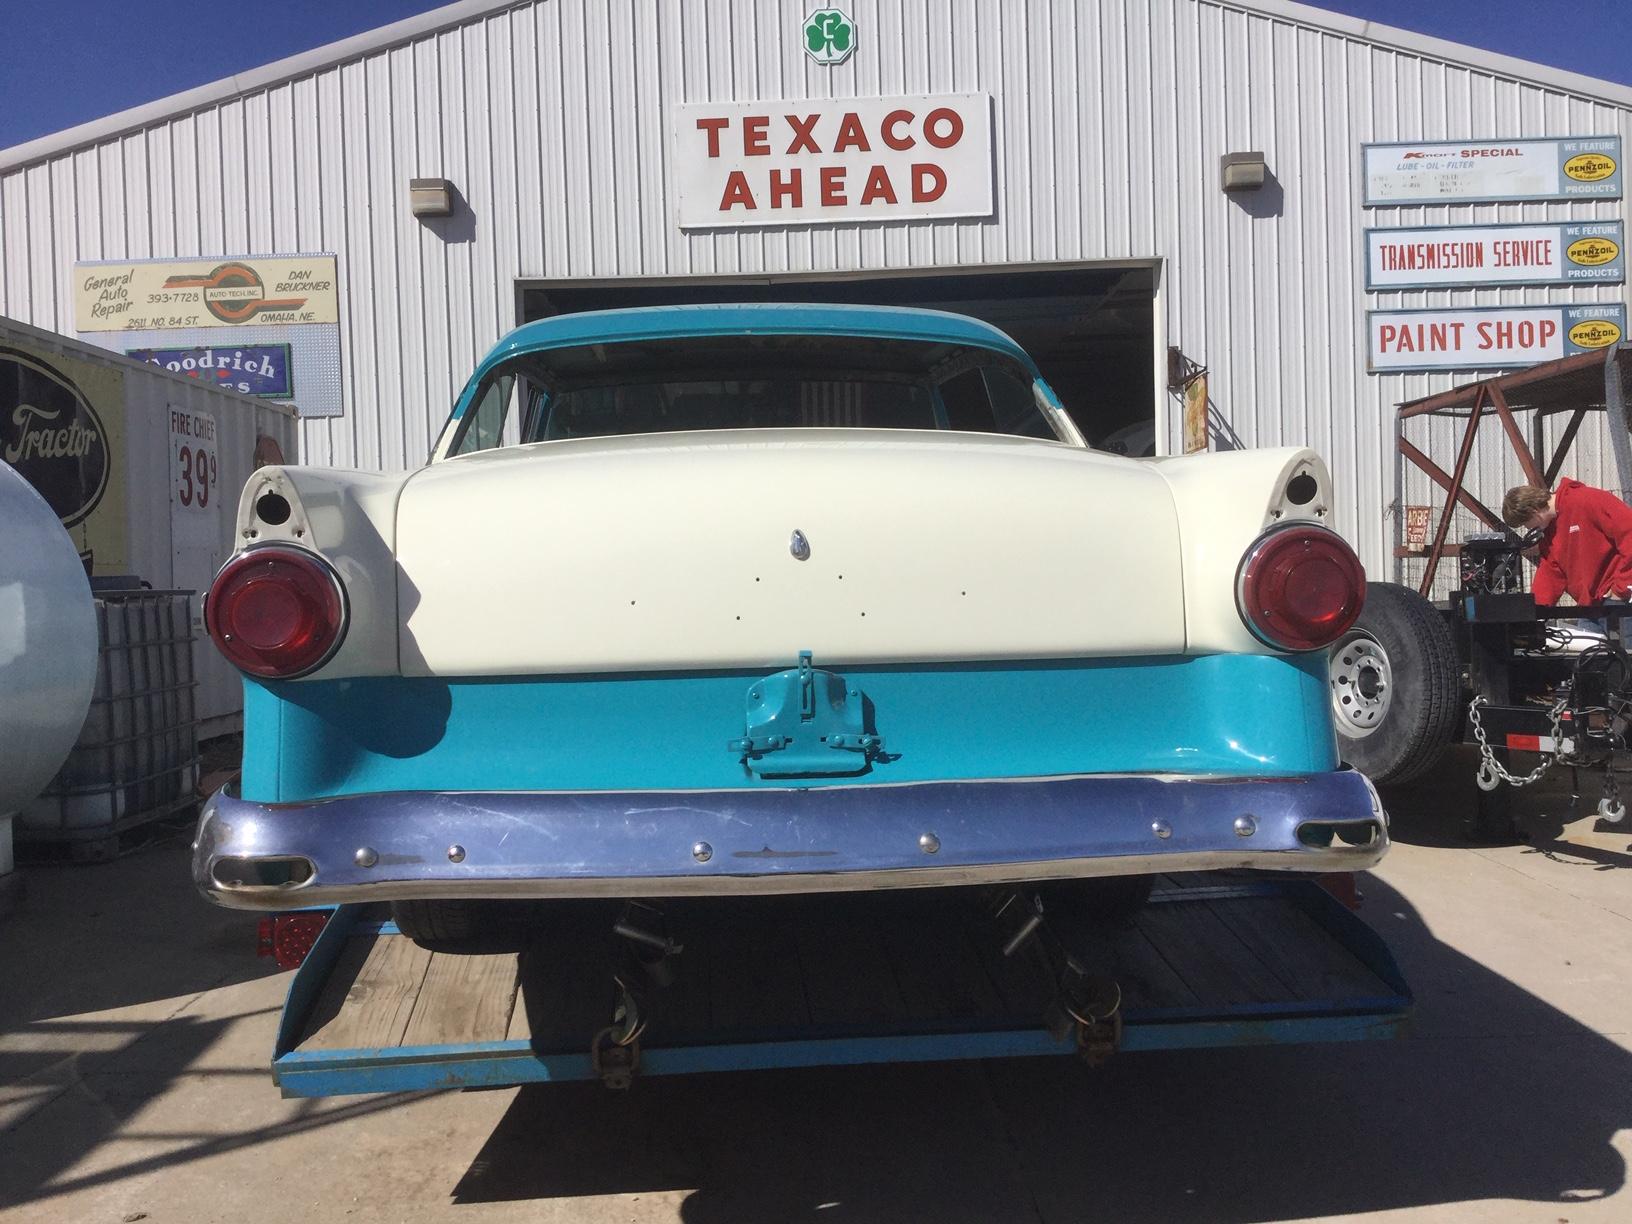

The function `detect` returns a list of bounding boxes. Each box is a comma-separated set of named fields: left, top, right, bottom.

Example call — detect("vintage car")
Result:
left=193, top=303, right=1386, bottom=948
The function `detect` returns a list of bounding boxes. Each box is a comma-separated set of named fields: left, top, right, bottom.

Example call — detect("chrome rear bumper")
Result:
left=193, top=771, right=1387, bottom=909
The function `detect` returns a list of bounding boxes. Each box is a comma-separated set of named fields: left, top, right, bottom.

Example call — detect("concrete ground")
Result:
left=3, top=753, right=1632, bottom=1223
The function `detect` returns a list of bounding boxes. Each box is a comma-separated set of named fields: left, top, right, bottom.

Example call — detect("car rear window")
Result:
left=443, top=333, right=1065, bottom=455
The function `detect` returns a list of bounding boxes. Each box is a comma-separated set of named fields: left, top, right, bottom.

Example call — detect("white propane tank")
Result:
left=0, top=461, right=98, bottom=893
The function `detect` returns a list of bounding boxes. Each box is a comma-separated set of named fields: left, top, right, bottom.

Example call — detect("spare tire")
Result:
left=390, top=899, right=538, bottom=953
left=1328, top=581, right=1461, bottom=785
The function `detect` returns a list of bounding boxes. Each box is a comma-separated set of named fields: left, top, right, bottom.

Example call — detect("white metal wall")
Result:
left=2, top=0, right=1630, bottom=577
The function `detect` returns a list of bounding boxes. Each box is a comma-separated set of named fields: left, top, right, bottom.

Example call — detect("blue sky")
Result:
left=1, top=0, right=1628, bottom=151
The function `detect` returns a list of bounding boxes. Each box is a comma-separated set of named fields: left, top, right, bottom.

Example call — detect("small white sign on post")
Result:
left=670, top=94, right=994, bottom=229
left=169, top=405, right=222, bottom=619
left=1368, top=304, right=1626, bottom=372
left=1362, top=136, right=1621, bottom=205
left=169, top=406, right=220, bottom=515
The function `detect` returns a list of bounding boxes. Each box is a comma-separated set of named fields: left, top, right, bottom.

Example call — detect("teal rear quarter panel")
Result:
left=241, top=653, right=1338, bottom=803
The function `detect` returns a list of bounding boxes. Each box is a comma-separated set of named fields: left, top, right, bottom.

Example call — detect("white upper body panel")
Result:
left=236, top=438, right=1336, bottom=680
left=392, top=429, right=1189, bottom=675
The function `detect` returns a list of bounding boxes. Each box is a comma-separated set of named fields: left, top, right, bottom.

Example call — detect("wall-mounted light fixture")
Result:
left=1220, top=152, right=1267, bottom=193
left=409, top=177, right=455, bottom=218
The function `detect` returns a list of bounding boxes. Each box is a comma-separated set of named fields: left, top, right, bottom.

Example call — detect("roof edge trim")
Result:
left=2, top=0, right=1630, bottom=174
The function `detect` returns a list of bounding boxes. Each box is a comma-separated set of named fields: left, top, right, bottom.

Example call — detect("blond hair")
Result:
left=1502, top=485, right=1552, bottom=529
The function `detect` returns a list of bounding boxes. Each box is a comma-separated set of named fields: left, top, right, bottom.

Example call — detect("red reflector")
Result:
left=1506, top=734, right=1543, bottom=752
left=256, top=912, right=330, bottom=970
left=1238, top=526, right=1367, bottom=652
left=206, top=546, right=346, bottom=678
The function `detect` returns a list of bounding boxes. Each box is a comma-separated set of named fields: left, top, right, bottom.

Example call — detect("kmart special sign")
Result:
left=671, top=94, right=993, bottom=228
left=75, top=256, right=339, bottom=332
left=1363, top=136, right=1620, bottom=204
left=1368, top=303, right=1627, bottom=372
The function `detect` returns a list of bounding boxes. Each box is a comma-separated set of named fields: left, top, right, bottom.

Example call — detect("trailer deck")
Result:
left=269, top=876, right=1411, bottom=1097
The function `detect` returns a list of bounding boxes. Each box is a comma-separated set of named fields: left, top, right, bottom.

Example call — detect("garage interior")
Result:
left=519, top=264, right=1158, bottom=454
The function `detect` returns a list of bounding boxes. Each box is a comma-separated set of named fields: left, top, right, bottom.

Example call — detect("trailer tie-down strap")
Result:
left=592, top=902, right=683, bottom=1089
left=989, top=890, right=1123, bottom=1065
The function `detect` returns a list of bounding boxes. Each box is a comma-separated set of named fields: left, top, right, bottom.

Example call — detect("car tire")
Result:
left=390, top=899, right=533, bottom=953
left=1038, top=874, right=1155, bottom=923
left=1329, top=581, right=1460, bottom=786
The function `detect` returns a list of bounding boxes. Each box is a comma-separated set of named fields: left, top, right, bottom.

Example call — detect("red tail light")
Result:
left=257, top=912, right=330, bottom=969
left=1237, top=525, right=1366, bottom=652
left=206, top=546, right=347, bottom=678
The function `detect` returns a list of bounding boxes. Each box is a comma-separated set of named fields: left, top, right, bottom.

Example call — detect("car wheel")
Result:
left=1038, top=875, right=1155, bottom=922
left=1329, top=581, right=1460, bottom=785
left=390, top=899, right=535, bottom=953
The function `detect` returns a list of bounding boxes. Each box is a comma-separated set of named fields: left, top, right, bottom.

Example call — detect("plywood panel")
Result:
left=400, top=951, right=522, bottom=1047
left=300, top=934, right=434, bottom=1050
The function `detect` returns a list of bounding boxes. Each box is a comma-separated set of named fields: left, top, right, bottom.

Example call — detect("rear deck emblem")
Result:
left=790, top=529, right=811, bottom=560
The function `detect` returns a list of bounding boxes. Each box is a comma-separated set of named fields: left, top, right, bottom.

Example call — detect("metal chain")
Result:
left=1469, top=696, right=1566, bottom=789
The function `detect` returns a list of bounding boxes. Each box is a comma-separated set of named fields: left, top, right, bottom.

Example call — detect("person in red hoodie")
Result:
left=1501, top=479, right=1632, bottom=605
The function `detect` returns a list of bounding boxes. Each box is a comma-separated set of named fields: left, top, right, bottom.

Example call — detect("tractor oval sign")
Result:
left=0, top=347, right=110, bottom=528
left=804, top=8, right=856, bottom=65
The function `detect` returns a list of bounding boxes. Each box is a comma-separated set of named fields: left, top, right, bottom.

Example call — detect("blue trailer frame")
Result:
left=266, top=878, right=1412, bottom=1098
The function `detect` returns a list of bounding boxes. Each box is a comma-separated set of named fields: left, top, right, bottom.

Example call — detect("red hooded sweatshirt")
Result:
left=1531, top=478, right=1632, bottom=605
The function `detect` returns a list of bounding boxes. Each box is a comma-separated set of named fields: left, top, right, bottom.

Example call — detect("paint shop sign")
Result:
left=671, top=94, right=993, bottom=228
left=1369, top=304, right=1627, bottom=372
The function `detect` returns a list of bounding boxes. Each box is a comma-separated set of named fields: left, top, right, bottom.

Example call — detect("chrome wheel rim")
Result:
left=1330, top=632, right=1392, bottom=738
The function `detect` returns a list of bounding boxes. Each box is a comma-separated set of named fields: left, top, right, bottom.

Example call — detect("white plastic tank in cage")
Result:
left=0, top=462, right=98, bottom=905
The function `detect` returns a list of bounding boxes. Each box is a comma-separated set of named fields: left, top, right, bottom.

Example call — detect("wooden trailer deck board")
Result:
left=290, top=881, right=1396, bottom=1064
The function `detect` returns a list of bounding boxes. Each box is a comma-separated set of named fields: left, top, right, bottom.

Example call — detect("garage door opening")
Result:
left=518, top=264, right=1158, bottom=455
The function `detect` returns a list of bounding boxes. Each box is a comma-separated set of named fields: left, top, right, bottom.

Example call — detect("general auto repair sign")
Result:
left=1363, top=136, right=1621, bottom=204
left=1365, top=221, right=1625, bottom=289
left=75, top=255, right=339, bottom=332
left=1368, top=304, right=1627, bottom=372
left=671, top=94, right=993, bottom=228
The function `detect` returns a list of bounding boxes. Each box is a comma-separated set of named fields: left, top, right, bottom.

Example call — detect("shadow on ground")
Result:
left=1385, top=744, right=1632, bottom=868
left=0, top=835, right=280, bottom=1035
left=450, top=866, right=1630, bottom=1222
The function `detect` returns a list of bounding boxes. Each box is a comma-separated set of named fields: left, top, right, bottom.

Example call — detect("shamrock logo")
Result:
left=803, top=8, right=856, bottom=65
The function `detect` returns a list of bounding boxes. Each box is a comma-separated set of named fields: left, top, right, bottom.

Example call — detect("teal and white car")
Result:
left=193, top=304, right=1384, bottom=947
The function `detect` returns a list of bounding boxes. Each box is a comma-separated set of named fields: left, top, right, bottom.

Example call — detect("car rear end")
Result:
left=193, top=307, right=1386, bottom=913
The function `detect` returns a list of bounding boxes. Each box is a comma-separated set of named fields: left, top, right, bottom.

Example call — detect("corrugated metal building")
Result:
left=2, top=0, right=1630, bottom=578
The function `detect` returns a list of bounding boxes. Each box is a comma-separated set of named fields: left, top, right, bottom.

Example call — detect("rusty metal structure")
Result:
left=1397, top=344, right=1632, bottom=596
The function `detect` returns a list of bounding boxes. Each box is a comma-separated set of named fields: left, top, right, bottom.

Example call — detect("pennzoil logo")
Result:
left=1567, top=237, right=1621, bottom=266
left=1564, top=153, right=1617, bottom=182
left=161, top=262, right=308, bottom=324
left=1569, top=319, right=1623, bottom=348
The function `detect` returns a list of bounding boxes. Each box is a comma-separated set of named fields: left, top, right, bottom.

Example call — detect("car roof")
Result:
left=474, top=302, right=1039, bottom=377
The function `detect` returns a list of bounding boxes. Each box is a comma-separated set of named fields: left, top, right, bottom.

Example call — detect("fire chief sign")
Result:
left=1368, top=304, right=1627, bottom=372
left=671, top=94, right=994, bottom=228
